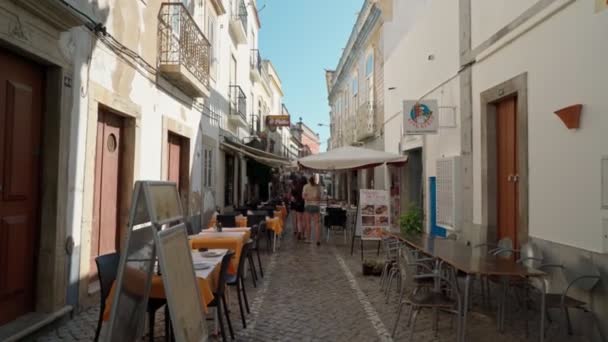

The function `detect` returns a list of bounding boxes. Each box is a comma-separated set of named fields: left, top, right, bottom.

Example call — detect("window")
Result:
left=203, top=147, right=214, bottom=188
left=208, top=16, right=217, bottom=79
left=196, top=0, right=206, bottom=31
left=365, top=53, right=374, bottom=77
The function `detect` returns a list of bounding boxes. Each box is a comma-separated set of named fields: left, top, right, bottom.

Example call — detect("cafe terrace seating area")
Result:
left=82, top=198, right=604, bottom=341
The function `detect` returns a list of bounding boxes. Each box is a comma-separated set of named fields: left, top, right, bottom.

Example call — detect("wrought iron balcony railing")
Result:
left=250, top=49, right=262, bottom=74
left=229, top=85, right=247, bottom=122
left=233, top=0, right=248, bottom=33
left=158, top=2, right=211, bottom=96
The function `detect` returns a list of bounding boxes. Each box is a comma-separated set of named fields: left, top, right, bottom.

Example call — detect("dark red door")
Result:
left=167, top=132, right=189, bottom=208
left=496, top=97, right=518, bottom=247
left=91, top=109, right=123, bottom=277
left=167, top=133, right=182, bottom=189
left=0, top=50, right=44, bottom=324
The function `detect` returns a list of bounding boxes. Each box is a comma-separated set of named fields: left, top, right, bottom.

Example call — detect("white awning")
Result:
left=221, top=140, right=291, bottom=168
left=298, top=146, right=407, bottom=171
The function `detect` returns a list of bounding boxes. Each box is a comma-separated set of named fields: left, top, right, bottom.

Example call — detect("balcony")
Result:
left=356, top=101, right=376, bottom=141
left=229, top=85, right=248, bottom=128
left=158, top=3, right=211, bottom=98
left=250, top=49, right=262, bottom=82
left=229, top=0, right=248, bottom=44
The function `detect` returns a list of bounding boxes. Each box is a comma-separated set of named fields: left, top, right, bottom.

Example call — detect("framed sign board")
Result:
left=403, top=100, right=439, bottom=134
left=156, top=224, right=207, bottom=342
left=357, top=189, right=391, bottom=241
left=106, top=181, right=186, bottom=342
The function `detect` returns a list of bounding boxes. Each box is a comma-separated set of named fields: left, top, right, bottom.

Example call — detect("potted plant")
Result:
left=362, top=259, right=384, bottom=276
left=399, top=205, right=423, bottom=236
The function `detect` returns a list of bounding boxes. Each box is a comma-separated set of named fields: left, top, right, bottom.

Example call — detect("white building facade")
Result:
left=327, top=0, right=387, bottom=203
left=382, top=0, right=608, bottom=339
left=0, top=0, right=287, bottom=333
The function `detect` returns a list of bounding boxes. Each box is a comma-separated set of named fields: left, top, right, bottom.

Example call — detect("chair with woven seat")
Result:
left=227, top=241, right=254, bottom=328
left=206, top=250, right=236, bottom=342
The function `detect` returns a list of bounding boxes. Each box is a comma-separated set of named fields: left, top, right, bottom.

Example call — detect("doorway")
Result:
left=90, top=108, right=124, bottom=278
left=496, top=97, right=518, bottom=246
left=167, top=132, right=190, bottom=210
left=480, top=73, right=529, bottom=248
left=0, top=49, right=44, bottom=325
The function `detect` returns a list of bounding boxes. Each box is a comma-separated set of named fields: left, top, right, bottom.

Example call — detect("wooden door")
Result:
left=167, top=133, right=182, bottom=189
left=496, top=97, right=518, bottom=247
left=91, top=109, right=123, bottom=277
left=0, top=50, right=44, bottom=324
left=167, top=132, right=189, bottom=209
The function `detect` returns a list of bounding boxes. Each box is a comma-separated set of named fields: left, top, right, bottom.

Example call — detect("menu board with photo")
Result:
left=357, top=189, right=391, bottom=240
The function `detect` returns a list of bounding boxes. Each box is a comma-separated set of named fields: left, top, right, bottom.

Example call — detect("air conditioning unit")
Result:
left=436, top=156, right=462, bottom=231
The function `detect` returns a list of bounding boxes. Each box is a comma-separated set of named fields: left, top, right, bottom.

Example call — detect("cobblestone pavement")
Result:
left=35, top=214, right=583, bottom=342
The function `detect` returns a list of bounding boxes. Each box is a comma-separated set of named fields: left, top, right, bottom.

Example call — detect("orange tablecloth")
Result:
left=102, top=263, right=219, bottom=321
left=189, top=232, right=250, bottom=273
left=276, top=205, right=287, bottom=221
left=266, top=217, right=283, bottom=235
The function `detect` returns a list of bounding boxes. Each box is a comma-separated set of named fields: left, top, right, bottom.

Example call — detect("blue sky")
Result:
left=257, top=0, right=363, bottom=151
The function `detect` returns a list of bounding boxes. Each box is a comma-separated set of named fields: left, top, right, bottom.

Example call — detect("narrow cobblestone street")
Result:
left=34, top=215, right=579, bottom=342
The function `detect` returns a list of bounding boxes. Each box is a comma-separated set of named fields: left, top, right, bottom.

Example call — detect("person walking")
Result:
left=290, top=176, right=306, bottom=240
left=303, top=175, right=322, bottom=246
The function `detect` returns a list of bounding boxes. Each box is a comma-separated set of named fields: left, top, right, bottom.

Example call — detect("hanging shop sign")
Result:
left=403, top=100, right=439, bottom=134
left=266, top=115, right=291, bottom=127
left=356, top=189, right=391, bottom=240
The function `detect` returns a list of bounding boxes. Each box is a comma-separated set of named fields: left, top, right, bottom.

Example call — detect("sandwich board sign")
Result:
left=106, top=181, right=207, bottom=342
left=156, top=224, right=208, bottom=342
left=356, top=189, right=391, bottom=241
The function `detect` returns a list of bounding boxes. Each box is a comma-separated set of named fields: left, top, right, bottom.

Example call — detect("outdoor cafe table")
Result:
left=391, top=232, right=547, bottom=342
left=235, top=216, right=284, bottom=252
left=102, top=249, right=226, bottom=321
left=189, top=231, right=250, bottom=273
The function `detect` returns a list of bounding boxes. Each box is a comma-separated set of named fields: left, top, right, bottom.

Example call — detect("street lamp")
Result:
left=317, top=123, right=330, bottom=127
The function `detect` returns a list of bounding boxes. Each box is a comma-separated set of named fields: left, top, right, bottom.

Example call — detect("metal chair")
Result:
left=206, top=251, right=236, bottom=342
left=216, top=214, right=236, bottom=227
left=392, top=248, right=462, bottom=340
left=94, top=253, right=120, bottom=342
left=392, top=247, right=435, bottom=334
left=94, top=253, right=165, bottom=342
left=247, top=214, right=266, bottom=228
left=537, top=256, right=603, bottom=340
left=250, top=222, right=265, bottom=278
left=379, top=236, right=401, bottom=292
left=324, top=208, right=347, bottom=243
left=227, top=241, right=255, bottom=328
left=185, top=214, right=201, bottom=235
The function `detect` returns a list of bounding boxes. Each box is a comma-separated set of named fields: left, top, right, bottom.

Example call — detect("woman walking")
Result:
left=302, top=175, right=322, bottom=246
left=290, top=176, right=306, bottom=240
